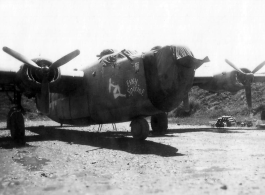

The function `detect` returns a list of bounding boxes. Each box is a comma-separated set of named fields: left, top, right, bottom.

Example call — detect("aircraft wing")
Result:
left=0, top=67, right=84, bottom=94
left=193, top=73, right=213, bottom=85
left=193, top=64, right=214, bottom=86
left=253, top=74, right=265, bottom=83
left=49, top=69, right=84, bottom=94
left=0, top=69, right=17, bottom=86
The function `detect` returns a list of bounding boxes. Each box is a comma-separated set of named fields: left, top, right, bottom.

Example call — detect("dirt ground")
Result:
left=0, top=120, right=265, bottom=195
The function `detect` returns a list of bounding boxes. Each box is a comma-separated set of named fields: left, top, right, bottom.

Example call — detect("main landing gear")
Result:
left=130, top=112, right=168, bottom=140
left=7, top=107, right=25, bottom=143
left=6, top=90, right=25, bottom=144
left=151, top=113, right=168, bottom=134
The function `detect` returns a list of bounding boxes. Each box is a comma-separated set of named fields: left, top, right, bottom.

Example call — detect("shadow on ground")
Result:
left=166, top=127, right=246, bottom=134
left=0, top=126, right=182, bottom=157
left=1, top=125, right=250, bottom=155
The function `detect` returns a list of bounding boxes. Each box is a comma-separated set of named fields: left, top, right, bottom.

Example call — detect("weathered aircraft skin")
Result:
left=47, top=55, right=161, bottom=125
left=43, top=46, right=206, bottom=126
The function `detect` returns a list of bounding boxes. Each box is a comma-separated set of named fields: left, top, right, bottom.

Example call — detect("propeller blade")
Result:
left=225, top=59, right=246, bottom=74
left=245, top=86, right=252, bottom=110
left=50, top=49, right=80, bottom=69
left=252, top=61, right=265, bottom=73
left=39, top=76, right=50, bottom=114
left=3, top=47, right=40, bottom=68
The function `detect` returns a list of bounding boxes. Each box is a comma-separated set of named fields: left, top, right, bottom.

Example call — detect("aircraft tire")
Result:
left=131, top=118, right=149, bottom=140
left=9, top=110, right=25, bottom=144
left=151, top=113, right=168, bottom=134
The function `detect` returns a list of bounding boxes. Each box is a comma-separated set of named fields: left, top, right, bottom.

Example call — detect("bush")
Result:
left=206, top=107, right=230, bottom=119
left=172, top=97, right=201, bottom=117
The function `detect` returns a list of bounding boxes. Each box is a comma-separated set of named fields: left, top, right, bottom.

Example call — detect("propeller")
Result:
left=3, top=47, right=80, bottom=114
left=50, top=50, right=80, bottom=69
left=225, top=59, right=265, bottom=114
left=252, top=61, right=265, bottom=73
left=225, top=59, right=246, bottom=74
left=40, top=69, right=50, bottom=114
left=3, top=47, right=40, bottom=68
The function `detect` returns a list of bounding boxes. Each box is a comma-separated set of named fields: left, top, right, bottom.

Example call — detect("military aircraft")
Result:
left=1, top=45, right=211, bottom=142
left=1, top=44, right=264, bottom=143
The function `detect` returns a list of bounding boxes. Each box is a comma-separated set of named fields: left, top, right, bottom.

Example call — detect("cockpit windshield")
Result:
left=115, top=50, right=138, bottom=59
left=100, top=49, right=138, bottom=66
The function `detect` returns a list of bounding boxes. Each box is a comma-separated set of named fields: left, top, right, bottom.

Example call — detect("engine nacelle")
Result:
left=16, top=58, right=59, bottom=96
left=196, top=70, right=248, bottom=93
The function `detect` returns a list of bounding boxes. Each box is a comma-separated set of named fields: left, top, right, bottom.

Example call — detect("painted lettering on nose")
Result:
left=126, top=78, right=144, bottom=97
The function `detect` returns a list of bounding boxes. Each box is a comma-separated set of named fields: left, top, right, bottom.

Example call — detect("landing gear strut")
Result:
left=151, top=113, right=168, bottom=134
left=261, top=110, right=265, bottom=120
left=130, top=118, right=149, bottom=140
left=6, top=90, right=25, bottom=143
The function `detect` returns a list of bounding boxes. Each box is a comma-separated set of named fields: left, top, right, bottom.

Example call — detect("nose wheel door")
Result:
left=151, top=113, right=168, bottom=134
left=130, top=118, right=149, bottom=140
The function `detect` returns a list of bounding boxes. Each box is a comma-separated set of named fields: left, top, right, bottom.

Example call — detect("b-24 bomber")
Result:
left=1, top=44, right=265, bottom=143
left=0, top=45, right=209, bottom=142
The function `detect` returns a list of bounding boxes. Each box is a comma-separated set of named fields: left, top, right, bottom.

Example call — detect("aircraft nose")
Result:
left=143, top=45, right=205, bottom=112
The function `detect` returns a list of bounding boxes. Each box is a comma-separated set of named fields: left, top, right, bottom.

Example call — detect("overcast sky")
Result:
left=0, top=0, right=265, bottom=73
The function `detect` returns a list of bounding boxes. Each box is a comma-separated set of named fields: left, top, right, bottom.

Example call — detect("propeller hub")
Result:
left=28, top=59, right=58, bottom=83
left=245, top=73, right=254, bottom=85
left=236, top=70, right=253, bottom=86
left=42, top=66, right=49, bottom=74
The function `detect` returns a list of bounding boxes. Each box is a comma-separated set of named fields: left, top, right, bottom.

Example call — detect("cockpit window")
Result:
left=100, top=49, right=138, bottom=66
left=114, top=50, right=138, bottom=59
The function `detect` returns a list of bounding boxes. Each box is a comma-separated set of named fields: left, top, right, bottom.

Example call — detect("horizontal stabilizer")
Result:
left=195, top=56, right=210, bottom=69
left=203, top=56, right=210, bottom=63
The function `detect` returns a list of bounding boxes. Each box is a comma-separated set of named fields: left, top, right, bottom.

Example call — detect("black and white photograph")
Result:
left=1, top=0, right=265, bottom=194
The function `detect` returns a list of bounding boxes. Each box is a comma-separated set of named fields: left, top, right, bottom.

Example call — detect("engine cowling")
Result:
left=16, top=58, right=60, bottom=96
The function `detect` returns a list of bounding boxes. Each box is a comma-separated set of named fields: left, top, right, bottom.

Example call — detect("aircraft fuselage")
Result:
left=43, top=46, right=202, bottom=126
left=47, top=53, right=161, bottom=125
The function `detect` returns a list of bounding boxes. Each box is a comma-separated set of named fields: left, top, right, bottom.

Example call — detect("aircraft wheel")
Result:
left=151, top=113, right=168, bottom=134
left=9, top=110, right=25, bottom=143
left=261, top=110, right=265, bottom=120
left=131, top=118, right=149, bottom=140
